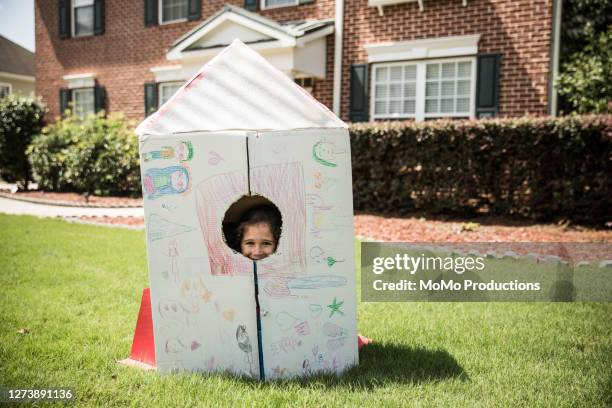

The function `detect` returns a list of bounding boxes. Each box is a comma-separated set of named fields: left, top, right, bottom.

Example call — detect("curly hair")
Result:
left=231, top=204, right=282, bottom=252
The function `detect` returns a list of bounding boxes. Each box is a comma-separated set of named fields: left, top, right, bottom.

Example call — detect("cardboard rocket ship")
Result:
left=136, top=39, right=357, bottom=379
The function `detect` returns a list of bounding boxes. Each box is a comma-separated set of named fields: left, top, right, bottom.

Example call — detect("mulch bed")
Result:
left=7, top=191, right=610, bottom=244
left=354, top=213, right=611, bottom=243
left=76, top=213, right=612, bottom=244
left=354, top=213, right=611, bottom=262
left=3, top=191, right=143, bottom=207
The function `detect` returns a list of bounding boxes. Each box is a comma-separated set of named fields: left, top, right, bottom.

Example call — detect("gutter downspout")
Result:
left=333, top=0, right=344, bottom=116
left=548, top=0, right=563, bottom=116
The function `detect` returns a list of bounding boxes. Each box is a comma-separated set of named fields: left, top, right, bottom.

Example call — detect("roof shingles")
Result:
left=0, top=35, right=34, bottom=77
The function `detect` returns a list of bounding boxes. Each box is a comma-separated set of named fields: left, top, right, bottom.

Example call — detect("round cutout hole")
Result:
left=222, top=195, right=282, bottom=260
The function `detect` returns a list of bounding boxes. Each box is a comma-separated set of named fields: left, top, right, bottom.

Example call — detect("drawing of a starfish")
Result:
left=328, top=298, right=344, bottom=318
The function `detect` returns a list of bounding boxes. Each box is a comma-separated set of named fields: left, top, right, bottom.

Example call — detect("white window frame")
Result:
left=371, top=61, right=419, bottom=120
left=72, top=87, right=95, bottom=118
left=0, top=82, right=12, bottom=99
left=159, top=0, right=188, bottom=25
left=158, top=81, right=183, bottom=107
left=261, top=0, right=299, bottom=10
left=370, top=56, right=476, bottom=121
left=71, top=0, right=94, bottom=38
left=423, top=58, right=475, bottom=119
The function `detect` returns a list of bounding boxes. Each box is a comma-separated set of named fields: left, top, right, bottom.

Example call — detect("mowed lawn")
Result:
left=0, top=214, right=610, bottom=407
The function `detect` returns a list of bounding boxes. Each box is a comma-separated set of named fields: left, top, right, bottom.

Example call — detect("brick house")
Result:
left=35, top=0, right=562, bottom=123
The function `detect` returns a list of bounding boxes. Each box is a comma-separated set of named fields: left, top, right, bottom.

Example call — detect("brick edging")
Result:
left=0, top=191, right=143, bottom=208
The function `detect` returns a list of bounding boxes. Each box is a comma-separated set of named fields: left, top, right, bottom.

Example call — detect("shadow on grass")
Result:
left=238, top=342, right=468, bottom=389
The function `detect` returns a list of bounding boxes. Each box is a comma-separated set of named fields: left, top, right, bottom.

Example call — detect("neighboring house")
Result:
left=35, top=0, right=562, bottom=122
left=0, top=35, right=35, bottom=99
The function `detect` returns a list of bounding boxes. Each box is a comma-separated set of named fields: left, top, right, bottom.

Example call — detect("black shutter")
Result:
left=94, top=0, right=105, bottom=35
left=349, top=64, right=369, bottom=122
left=59, top=0, right=71, bottom=39
left=188, top=0, right=201, bottom=21
left=244, top=0, right=259, bottom=12
left=59, top=88, right=71, bottom=117
left=144, top=82, right=158, bottom=116
left=145, top=0, right=158, bottom=26
left=299, top=0, right=315, bottom=4
left=476, top=54, right=501, bottom=118
left=94, top=85, right=106, bottom=113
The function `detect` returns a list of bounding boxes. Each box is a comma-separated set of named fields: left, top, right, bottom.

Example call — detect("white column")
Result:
left=333, top=0, right=344, bottom=116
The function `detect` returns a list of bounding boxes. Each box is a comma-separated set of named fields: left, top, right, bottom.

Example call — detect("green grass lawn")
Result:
left=0, top=214, right=610, bottom=407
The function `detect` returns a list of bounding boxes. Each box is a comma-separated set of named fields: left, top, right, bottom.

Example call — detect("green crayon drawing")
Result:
left=312, top=141, right=338, bottom=167
left=327, top=257, right=345, bottom=267
left=327, top=297, right=344, bottom=318
left=143, top=141, right=194, bottom=162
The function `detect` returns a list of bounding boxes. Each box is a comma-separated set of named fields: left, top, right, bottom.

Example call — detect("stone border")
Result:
left=0, top=192, right=143, bottom=208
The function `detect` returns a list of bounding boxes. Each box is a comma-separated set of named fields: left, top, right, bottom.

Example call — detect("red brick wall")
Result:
left=341, top=0, right=552, bottom=120
left=35, top=0, right=336, bottom=121
left=36, top=0, right=552, bottom=122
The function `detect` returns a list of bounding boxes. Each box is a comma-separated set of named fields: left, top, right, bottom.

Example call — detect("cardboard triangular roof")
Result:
left=136, top=39, right=345, bottom=137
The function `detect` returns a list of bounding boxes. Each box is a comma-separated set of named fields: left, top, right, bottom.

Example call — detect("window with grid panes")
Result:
left=73, top=0, right=94, bottom=36
left=161, top=0, right=188, bottom=23
left=263, top=0, right=299, bottom=9
left=425, top=60, right=472, bottom=117
left=372, top=64, right=417, bottom=119
left=159, top=82, right=183, bottom=106
left=73, top=88, right=95, bottom=118
left=0, top=83, right=11, bottom=99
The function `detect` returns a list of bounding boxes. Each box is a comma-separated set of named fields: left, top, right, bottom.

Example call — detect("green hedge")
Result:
left=350, top=115, right=611, bottom=225
left=28, top=112, right=140, bottom=196
left=0, top=95, right=46, bottom=189
left=23, top=112, right=611, bottom=223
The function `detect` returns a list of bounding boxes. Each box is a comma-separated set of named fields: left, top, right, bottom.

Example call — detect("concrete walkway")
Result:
left=0, top=196, right=144, bottom=217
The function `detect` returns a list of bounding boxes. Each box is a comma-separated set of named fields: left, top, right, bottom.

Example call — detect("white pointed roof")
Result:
left=136, top=39, right=346, bottom=137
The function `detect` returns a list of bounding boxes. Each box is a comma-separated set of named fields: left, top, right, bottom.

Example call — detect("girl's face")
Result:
left=176, top=142, right=190, bottom=161
left=170, top=170, right=187, bottom=192
left=240, top=222, right=276, bottom=261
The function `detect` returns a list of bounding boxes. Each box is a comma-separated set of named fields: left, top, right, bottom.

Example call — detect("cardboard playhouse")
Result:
left=131, top=39, right=358, bottom=379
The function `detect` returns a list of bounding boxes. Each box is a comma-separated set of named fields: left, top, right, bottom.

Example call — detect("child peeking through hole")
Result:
left=232, top=205, right=282, bottom=261
left=229, top=203, right=372, bottom=349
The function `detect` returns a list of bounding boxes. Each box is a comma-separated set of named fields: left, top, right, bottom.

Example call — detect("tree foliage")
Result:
left=558, top=0, right=612, bottom=114
left=0, top=95, right=46, bottom=189
left=28, top=112, right=141, bottom=196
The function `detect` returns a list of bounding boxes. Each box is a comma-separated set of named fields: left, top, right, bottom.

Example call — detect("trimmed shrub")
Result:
left=0, top=95, right=46, bottom=189
left=28, top=112, right=140, bottom=196
left=350, top=115, right=612, bottom=225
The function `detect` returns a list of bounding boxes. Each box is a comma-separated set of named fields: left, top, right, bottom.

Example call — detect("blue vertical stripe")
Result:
left=253, top=261, right=265, bottom=380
